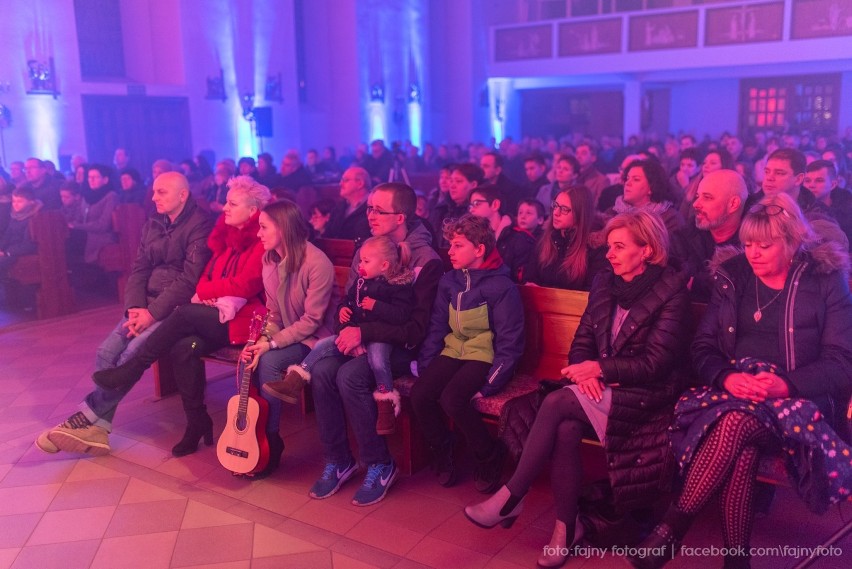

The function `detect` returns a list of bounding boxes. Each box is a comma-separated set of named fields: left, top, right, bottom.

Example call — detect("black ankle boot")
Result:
left=250, top=432, right=285, bottom=479
left=172, top=410, right=214, bottom=457
left=431, top=435, right=457, bottom=487
left=627, top=505, right=693, bottom=569
left=474, top=441, right=507, bottom=494
left=92, top=359, right=148, bottom=390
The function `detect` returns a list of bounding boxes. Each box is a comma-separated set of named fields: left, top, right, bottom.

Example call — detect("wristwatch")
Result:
left=269, top=339, right=279, bottom=350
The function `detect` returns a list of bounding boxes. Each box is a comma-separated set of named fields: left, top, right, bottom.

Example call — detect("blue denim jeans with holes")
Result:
left=301, top=335, right=394, bottom=393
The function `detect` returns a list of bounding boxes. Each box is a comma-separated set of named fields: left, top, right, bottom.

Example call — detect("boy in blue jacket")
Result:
left=410, top=214, right=524, bottom=494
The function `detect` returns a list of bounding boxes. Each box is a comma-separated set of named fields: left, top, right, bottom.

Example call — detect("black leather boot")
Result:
left=172, top=408, right=214, bottom=457
left=474, top=441, right=507, bottom=494
left=627, top=505, right=693, bottom=569
left=431, top=435, right=457, bottom=487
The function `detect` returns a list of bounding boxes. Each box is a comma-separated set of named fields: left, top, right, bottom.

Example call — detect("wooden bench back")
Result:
left=9, top=210, right=75, bottom=318
left=317, top=238, right=356, bottom=268
left=516, top=286, right=590, bottom=379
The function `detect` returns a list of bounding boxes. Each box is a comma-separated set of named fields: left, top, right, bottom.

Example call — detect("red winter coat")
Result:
left=195, top=212, right=265, bottom=343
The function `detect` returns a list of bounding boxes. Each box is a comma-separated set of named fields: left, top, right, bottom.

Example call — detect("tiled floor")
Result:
left=1, top=305, right=850, bottom=568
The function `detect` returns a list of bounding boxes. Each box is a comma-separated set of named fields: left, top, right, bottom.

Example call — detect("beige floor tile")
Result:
left=491, top=524, right=551, bottom=567
left=329, top=538, right=402, bottom=569
left=176, top=562, right=250, bottom=569
left=427, top=510, right=524, bottom=556
left=0, top=548, right=20, bottom=569
left=240, top=480, right=312, bottom=516
left=274, top=518, right=342, bottom=549
left=170, top=523, right=253, bottom=567
left=366, top=489, right=457, bottom=533
left=104, top=499, right=187, bottom=537
left=112, top=440, right=173, bottom=469
left=10, top=539, right=100, bottom=569
left=90, top=530, right=178, bottom=569
left=0, top=464, right=13, bottom=484
left=119, top=478, right=186, bottom=504
left=181, top=500, right=250, bottom=529
left=65, top=458, right=128, bottom=482
left=48, top=477, right=128, bottom=511
left=0, top=459, right=76, bottom=488
left=0, top=513, right=41, bottom=549
left=154, top=454, right=218, bottom=483
left=252, top=523, right=323, bottom=558
left=251, top=550, right=333, bottom=569
left=27, top=505, right=115, bottom=545
left=330, top=551, right=384, bottom=569
left=345, top=516, right=425, bottom=556
left=405, top=536, right=490, bottom=569
left=0, top=483, right=62, bottom=515
left=290, top=498, right=367, bottom=535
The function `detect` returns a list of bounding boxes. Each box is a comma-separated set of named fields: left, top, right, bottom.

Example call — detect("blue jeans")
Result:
left=255, top=342, right=311, bottom=433
left=310, top=347, right=412, bottom=465
left=302, top=336, right=394, bottom=393
left=80, top=317, right=162, bottom=430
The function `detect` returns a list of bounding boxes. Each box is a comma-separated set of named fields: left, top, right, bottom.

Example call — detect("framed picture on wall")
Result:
left=791, top=0, right=852, bottom=39
left=558, top=19, right=622, bottom=56
left=494, top=25, right=553, bottom=62
left=705, top=2, right=785, bottom=46
left=628, top=11, right=699, bottom=51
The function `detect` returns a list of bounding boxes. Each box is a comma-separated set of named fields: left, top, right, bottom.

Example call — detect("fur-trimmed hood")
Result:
left=710, top=240, right=850, bottom=278
left=386, top=267, right=415, bottom=286
left=208, top=211, right=262, bottom=255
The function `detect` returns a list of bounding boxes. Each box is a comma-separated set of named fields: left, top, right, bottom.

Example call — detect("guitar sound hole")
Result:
left=236, top=417, right=248, bottom=431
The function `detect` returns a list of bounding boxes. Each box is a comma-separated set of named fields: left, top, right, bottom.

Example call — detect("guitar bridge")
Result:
left=225, top=447, right=249, bottom=459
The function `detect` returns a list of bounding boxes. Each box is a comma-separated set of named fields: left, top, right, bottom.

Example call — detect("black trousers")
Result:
left=409, top=355, right=496, bottom=460
left=136, top=303, right=230, bottom=411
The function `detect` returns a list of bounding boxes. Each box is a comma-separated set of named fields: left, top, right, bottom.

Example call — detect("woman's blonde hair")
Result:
left=227, top=175, right=272, bottom=210
left=360, top=236, right=410, bottom=280
left=261, top=200, right=308, bottom=274
left=739, top=193, right=817, bottom=260
left=604, top=210, right=669, bottom=266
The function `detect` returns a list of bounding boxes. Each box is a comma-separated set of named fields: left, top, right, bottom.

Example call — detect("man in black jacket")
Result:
left=672, top=170, right=747, bottom=302
left=324, top=166, right=372, bottom=242
left=36, top=172, right=213, bottom=456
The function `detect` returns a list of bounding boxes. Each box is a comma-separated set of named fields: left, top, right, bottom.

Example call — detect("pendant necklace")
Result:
left=753, top=277, right=784, bottom=322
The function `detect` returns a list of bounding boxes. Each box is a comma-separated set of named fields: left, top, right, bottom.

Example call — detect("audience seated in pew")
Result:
left=524, top=185, right=608, bottom=290
left=411, top=215, right=524, bottom=494
left=0, top=187, right=42, bottom=282
left=465, top=210, right=690, bottom=568
left=631, top=193, right=852, bottom=569
left=36, top=172, right=213, bottom=456
left=37, top=176, right=269, bottom=458
left=237, top=199, right=337, bottom=478
left=323, top=166, right=372, bottom=242
left=430, top=163, right=481, bottom=248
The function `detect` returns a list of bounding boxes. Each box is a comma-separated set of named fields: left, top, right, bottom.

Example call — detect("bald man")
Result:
left=672, top=170, right=748, bottom=301
left=324, top=166, right=373, bottom=241
left=37, top=172, right=214, bottom=456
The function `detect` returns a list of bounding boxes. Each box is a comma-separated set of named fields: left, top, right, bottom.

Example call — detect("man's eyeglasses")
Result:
left=750, top=203, right=790, bottom=218
left=366, top=206, right=400, bottom=216
left=551, top=202, right=572, bottom=215
left=468, top=199, right=489, bottom=210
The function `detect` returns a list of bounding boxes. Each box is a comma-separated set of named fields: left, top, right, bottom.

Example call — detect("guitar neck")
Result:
left=237, top=338, right=256, bottom=417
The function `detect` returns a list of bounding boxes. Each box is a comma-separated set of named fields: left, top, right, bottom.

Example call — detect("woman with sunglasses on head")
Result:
left=629, top=193, right=852, bottom=569
left=523, top=185, right=608, bottom=290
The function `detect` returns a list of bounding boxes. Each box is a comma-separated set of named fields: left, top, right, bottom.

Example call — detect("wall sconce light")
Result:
left=206, top=69, right=226, bottom=101
left=26, top=58, right=59, bottom=98
left=370, top=84, right=384, bottom=103
left=495, top=98, right=504, bottom=122
left=408, top=83, right=420, bottom=104
left=265, top=73, right=282, bottom=103
left=241, top=92, right=255, bottom=121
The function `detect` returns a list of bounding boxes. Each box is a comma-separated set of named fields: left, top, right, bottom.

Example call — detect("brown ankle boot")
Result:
left=373, top=389, right=400, bottom=435
left=262, top=365, right=310, bottom=404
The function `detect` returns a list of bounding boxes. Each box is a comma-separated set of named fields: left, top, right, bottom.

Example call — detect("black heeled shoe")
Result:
left=627, top=523, right=679, bottom=569
left=172, top=412, right=214, bottom=457
left=247, top=432, right=285, bottom=479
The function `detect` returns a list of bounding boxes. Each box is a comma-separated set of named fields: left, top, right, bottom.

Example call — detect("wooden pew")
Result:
left=97, top=203, right=146, bottom=304
left=8, top=210, right=75, bottom=319
left=316, top=238, right=356, bottom=268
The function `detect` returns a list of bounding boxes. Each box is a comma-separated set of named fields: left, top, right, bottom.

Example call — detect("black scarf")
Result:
left=611, top=263, right=665, bottom=309
left=84, top=185, right=113, bottom=205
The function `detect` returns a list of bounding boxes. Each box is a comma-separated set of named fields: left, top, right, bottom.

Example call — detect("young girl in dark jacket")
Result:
left=411, top=214, right=525, bottom=495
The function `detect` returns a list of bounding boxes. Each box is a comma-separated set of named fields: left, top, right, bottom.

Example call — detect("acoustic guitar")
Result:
left=217, top=311, right=271, bottom=475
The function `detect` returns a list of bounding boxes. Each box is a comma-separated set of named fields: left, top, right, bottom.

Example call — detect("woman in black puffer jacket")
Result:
left=465, top=210, right=690, bottom=568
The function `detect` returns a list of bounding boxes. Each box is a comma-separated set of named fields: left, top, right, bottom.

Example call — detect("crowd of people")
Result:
left=2, top=125, right=851, bottom=568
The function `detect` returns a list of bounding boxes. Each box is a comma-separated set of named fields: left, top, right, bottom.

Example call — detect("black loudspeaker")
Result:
left=254, top=106, right=273, bottom=137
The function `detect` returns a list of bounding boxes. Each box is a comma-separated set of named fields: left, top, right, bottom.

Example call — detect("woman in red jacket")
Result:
left=89, top=176, right=271, bottom=456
